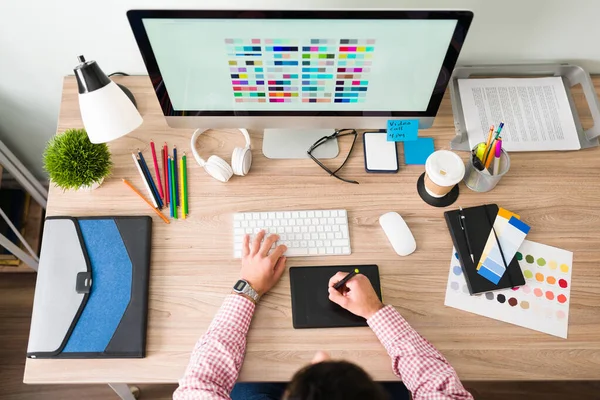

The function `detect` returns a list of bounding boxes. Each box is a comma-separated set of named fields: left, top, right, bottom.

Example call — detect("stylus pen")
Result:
left=173, top=145, right=179, bottom=207
left=458, top=207, right=475, bottom=263
left=333, top=268, right=360, bottom=290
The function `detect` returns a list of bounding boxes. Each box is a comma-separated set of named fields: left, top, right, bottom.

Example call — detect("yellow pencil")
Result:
left=179, top=156, right=186, bottom=219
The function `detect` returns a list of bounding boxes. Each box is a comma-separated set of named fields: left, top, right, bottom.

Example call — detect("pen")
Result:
left=333, top=268, right=360, bottom=290
left=493, top=140, right=502, bottom=175
left=458, top=207, right=475, bottom=263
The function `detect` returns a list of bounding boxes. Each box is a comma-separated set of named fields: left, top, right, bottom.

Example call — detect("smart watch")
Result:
left=232, top=279, right=260, bottom=303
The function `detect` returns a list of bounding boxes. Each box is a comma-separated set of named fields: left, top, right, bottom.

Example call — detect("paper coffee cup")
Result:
left=424, top=150, right=465, bottom=198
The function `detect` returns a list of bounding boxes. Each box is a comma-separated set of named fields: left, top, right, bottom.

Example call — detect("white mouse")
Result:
left=379, top=212, right=416, bottom=256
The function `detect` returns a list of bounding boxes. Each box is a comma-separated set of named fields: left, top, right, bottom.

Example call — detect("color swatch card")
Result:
left=445, top=240, right=573, bottom=338
left=477, top=208, right=531, bottom=284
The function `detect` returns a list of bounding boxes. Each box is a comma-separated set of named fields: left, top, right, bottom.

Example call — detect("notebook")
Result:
left=290, top=265, right=382, bottom=329
left=444, top=205, right=525, bottom=294
left=27, top=216, right=152, bottom=358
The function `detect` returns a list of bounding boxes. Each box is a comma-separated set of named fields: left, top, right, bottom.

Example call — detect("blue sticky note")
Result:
left=403, top=137, right=435, bottom=165
left=387, top=119, right=419, bottom=142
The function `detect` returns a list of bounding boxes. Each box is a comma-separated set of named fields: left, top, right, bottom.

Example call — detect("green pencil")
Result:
left=170, top=156, right=177, bottom=220
left=183, top=152, right=188, bottom=215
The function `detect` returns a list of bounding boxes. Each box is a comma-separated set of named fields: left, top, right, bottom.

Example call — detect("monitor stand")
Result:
left=262, top=129, right=339, bottom=159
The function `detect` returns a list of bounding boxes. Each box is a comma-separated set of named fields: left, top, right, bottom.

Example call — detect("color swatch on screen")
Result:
left=225, top=38, right=375, bottom=104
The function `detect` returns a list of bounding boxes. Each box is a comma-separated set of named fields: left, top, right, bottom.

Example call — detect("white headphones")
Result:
left=190, top=128, right=252, bottom=183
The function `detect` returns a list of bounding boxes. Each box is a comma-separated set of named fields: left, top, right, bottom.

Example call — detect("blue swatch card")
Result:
left=387, top=120, right=419, bottom=142
left=403, top=137, right=435, bottom=165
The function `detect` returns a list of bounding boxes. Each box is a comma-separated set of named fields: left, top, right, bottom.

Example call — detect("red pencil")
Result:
left=163, top=143, right=169, bottom=205
left=150, top=140, right=164, bottom=201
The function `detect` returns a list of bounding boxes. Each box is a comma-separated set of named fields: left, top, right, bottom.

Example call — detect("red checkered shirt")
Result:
left=174, top=294, right=472, bottom=400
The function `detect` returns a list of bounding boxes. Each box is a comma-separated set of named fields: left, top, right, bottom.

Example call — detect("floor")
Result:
left=2, top=274, right=599, bottom=400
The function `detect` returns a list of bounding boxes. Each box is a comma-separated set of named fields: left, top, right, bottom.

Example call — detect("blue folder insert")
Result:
left=63, top=219, right=132, bottom=353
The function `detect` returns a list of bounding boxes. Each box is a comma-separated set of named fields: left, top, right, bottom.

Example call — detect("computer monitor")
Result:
left=127, top=9, right=473, bottom=158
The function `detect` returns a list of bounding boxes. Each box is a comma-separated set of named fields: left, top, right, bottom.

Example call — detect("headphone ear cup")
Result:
left=231, top=147, right=252, bottom=176
left=204, top=155, right=233, bottom=183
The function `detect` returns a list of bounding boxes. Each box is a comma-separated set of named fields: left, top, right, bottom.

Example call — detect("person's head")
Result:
left=283, top=351, right=388, bottom=400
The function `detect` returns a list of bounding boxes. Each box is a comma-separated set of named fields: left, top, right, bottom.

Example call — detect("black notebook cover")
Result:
left=444, top=205, right=525, bottom=295
left=290, top=265, right=382, bottom=329
left=27, top=216, right=151, bottom=359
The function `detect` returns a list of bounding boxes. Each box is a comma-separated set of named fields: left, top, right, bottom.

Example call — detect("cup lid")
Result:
left=425, top=150, right=465, bottom=187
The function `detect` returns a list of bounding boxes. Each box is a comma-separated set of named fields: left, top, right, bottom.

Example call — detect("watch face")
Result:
left=234, top=280, right=247, bottom=291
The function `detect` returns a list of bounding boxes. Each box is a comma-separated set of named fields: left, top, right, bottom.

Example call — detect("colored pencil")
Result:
left=122, top=179, right=170, bottom=224
left=168, top=157, right=174, bottom=218
left=138, top=149, right=163, bottom=209
left=132, top=153, right=158, bottom=208
left=170, top=156, right=177, bottom=219
left=180, top=156, right=185, bottom=219
left=173, top=145, right=179, bottom=207
left=485, top=125, right=494, bottom=148
left=150, top=140, right=164, bottom=201
left=163, top=143, right=169, bottom=205
left=183, top=152, right=188, bottom=216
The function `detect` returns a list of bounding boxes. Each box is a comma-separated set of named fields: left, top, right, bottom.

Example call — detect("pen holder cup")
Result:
left=464, top=144, right=510, bottom=192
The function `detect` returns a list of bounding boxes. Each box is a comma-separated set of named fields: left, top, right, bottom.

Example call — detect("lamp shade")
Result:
left=74, top=55, right=142, bottom=144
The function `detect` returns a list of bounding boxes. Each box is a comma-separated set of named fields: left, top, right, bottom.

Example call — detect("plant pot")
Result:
left=78, top=177, right=105, bottom=191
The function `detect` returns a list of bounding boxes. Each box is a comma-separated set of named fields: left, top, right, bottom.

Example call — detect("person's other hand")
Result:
left=240, top=230, right=287, bottom=295
left=328, top=272, right=384, bottom=319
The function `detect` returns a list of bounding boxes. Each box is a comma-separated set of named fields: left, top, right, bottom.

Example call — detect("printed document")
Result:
left=458, top=77, right=580, bottom=151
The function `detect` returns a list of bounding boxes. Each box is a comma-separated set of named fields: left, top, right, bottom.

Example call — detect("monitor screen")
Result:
left=128, top=10, right=472, bottom=117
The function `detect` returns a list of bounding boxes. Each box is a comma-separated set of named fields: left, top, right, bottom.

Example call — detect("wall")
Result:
left=1, top=0, right=598, bottom=177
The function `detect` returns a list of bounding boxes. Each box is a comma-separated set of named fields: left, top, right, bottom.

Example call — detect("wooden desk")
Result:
left=24, top=76, right=600, bottom=388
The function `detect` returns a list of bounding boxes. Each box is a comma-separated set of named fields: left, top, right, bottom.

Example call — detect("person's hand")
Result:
left=328, top=272, right=384, bottom=319
left=240, top=230, right=287, bottom=295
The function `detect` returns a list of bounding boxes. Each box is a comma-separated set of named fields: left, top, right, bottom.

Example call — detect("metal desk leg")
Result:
left=108, top=383, right=140, bottom=400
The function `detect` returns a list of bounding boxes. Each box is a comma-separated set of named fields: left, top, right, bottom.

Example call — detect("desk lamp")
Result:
left=74, top=55, right=143, bottom=143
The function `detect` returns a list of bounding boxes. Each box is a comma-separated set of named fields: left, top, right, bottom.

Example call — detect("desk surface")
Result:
left=24, top=76, right=600, bottom=384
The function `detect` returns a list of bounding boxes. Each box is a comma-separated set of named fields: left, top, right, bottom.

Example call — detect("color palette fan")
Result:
left=445, top=240, right=573, bottom=338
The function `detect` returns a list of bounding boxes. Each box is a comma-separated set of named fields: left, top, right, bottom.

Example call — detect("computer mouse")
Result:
left=379, top=212, right=416, bottom=256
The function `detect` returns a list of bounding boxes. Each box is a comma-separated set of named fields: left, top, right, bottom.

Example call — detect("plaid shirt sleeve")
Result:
left=367, top=305, right=473, bottom=400
left=173, top=294, right=255, bottom=400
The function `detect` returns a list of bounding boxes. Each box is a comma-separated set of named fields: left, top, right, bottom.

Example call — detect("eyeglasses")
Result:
left=307, top=129, right=359, bottom=185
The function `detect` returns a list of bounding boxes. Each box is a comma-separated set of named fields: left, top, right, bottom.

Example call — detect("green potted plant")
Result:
left=43, top=128, right=112, bottom=190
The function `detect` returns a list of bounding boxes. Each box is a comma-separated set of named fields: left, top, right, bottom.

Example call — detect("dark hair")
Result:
left=284, top=361, right=388, bottom=400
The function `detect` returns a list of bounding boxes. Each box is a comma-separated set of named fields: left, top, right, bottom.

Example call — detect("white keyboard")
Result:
left=233, top=209, right=351, bottom=258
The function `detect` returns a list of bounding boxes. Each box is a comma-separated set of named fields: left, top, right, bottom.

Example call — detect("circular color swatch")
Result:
left=524, top=270, right=533, bottom=279
left=535, top=272, right=544, bottom=282
left=516, top=252, right=523, bottom=260
left=546, top=276, right=556, bottom=285
left=522, top=285, right=532, bottom=294
left=512, top=287, right=519, bottom=291
left=485, top=292, right=494, bottom=300
left=520, top=301, right=530, bottom=309
left=508, top=297, right=518, bottom=307
left=556, top=310, right=566, bottom=319
left=537, top=258, right=546, bottom=266
left=560, top=264, right=569, bottom=273
left=557, top=294, right=567, bottom=303
left=450, top=282, right=459, bottom=291
left=452, top=266, right=462, bottom=276
left=497, top=294, right=506, bottom=303
left=525, top=255, right=534, bottom=263
left=534, top=288, right=543, bottom=297
left=549, top=260, right=558, bottom=270
left=559, top=279, right=568, bottom=288
left=546, top=291, right=555, bottom=300
left=454, top=252, right=459, bottom=260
